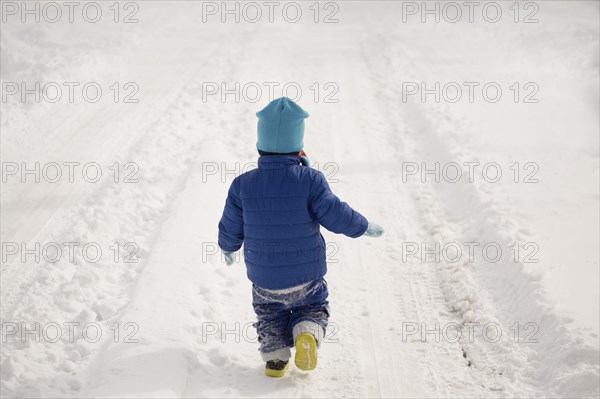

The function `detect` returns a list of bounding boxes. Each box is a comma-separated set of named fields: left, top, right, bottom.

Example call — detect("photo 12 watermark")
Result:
left=1, top=162, right=140, bottom=184
left=400, top=1, right=539, bottom=24
left=2, top=321, right=140, bottom=344
left=200, top=161, right=339, bottom=184
left=201, top=81, right=339, bottom=104
left=401, top=241, right=539, bottom=264
left=1, top=1, right=140, bottom=24
left=2, top=82, right=140, bottom=104
left=200, top=1, right=340, bottom=24
left=1, top=241, right=141, bottom=265
left=200, top=321, right=340, bottom=344
left=201, top=241, right=342, bottom=265
left=402, top=82, right=540, bottom=104
left=401, top=321, right=539, bottom=344
left=401, top=161, right=540, bottom=184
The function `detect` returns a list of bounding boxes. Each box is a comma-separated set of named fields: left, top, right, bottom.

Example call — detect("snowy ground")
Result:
left=1, top=1, right=599, bottom=398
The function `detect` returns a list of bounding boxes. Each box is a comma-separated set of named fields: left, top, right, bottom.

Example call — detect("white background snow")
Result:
left=1, top=1, right=599, bottom=398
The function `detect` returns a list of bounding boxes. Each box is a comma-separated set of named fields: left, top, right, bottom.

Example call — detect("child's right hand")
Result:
left=222, top=251, right=235, bottom=266
left=363, top=223, right=384, bottom=238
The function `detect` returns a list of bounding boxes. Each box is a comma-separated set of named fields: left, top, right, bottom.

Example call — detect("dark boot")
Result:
left=265, top=359, right=289, bottom=377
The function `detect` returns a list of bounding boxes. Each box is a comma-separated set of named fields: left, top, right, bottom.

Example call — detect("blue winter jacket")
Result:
left=218, top=155, right=368, bottom=289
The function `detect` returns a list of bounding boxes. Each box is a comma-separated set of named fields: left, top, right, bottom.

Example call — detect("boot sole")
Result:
left=294, top=332, right=317, bottom=371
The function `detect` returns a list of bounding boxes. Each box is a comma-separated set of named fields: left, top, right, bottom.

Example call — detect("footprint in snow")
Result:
left=216, top=269, right=226, bottom=278
left=207, top=348, right=228, bottom=367
left=67, top=380, right=81, bottom=391
left=202, top=308, right=214, bottom=319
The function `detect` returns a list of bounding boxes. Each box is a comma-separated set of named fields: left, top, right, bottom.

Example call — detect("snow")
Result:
left=1, top=1, right=599, bottom=398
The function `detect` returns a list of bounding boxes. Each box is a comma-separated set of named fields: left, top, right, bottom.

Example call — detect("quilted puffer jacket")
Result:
left=218, top=155, right=368, bottom=289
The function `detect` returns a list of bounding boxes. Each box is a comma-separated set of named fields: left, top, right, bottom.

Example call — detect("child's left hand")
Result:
left=363, top=223, right=384, bottom=238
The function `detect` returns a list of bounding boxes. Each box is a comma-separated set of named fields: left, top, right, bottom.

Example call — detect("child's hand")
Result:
left=363, top=223, right=384, bottom=238
left=222, top=251, right=235, bottom=266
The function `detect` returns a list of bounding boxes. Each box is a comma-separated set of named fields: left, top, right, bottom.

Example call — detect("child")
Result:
left=218, top=97, right=384, bottom=377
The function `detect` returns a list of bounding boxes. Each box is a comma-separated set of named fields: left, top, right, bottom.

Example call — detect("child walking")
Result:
left=218, top=97, right=384, bottom=377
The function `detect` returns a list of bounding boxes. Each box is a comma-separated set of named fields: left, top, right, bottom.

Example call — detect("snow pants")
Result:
left=252, top=278, right=330, bottom=362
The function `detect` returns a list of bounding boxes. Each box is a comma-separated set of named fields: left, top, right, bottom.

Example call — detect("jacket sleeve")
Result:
left=218, top=178, right=244, bottom=252
left=308, top=171, right=369, bottom=238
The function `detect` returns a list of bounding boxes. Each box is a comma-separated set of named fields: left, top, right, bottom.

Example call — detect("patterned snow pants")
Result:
left=252, top=278, right=330, bottom=362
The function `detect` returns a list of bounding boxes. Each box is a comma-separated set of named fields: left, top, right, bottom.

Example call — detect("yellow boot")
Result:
left=265, top=360, right=289, bottom=377
left=294, top=332, right=318, bottom=371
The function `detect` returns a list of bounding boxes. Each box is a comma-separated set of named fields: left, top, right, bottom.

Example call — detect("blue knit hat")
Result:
left=256, top=97, right=309, bottom=153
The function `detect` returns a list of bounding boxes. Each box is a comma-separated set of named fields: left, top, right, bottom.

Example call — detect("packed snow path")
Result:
left=1, top=2, right=598, bottom=398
